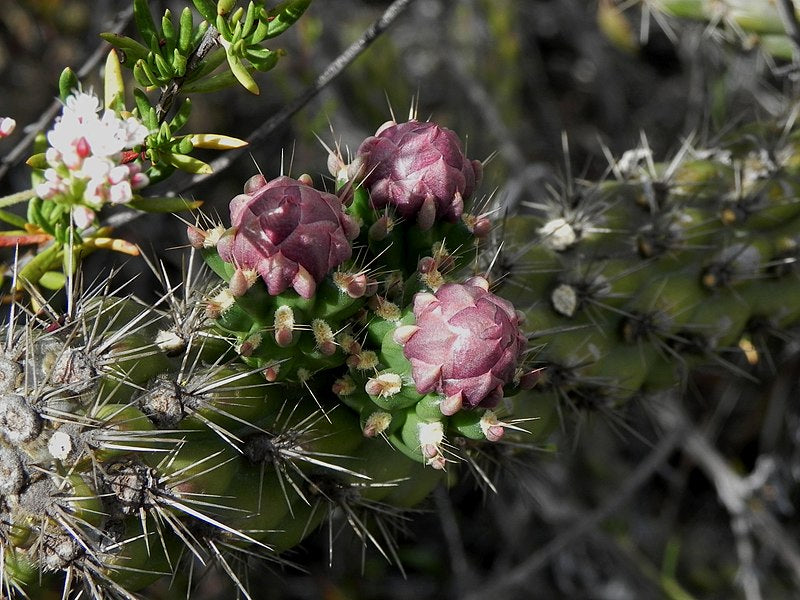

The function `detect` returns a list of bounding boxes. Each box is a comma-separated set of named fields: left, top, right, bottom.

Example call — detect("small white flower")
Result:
left=45, top=147, right=61, bottom=165
left=122, top=116, right=149, bottom=146
left=109, top=180, right=133, bottom=204
left=84, top=178, right=107, bottom=208
left=80, top=156, right=113, bottom=180
left=130, top=169, right=149, bottom=190
left=108, top=164, right=129, bottom=185
left=38, top=90, right=150, bottom=222
left=64, top=91, right=100, bottom=121
left=0, top=117, right=15, bottom=138
left=72, top=206, right=95, bottom=229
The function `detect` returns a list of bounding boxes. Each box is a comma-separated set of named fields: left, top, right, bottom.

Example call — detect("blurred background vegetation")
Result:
left=2, top=0, right=800, bottom=598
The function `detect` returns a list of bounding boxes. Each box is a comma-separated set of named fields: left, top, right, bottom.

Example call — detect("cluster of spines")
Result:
left=14, top=111, right=800, bottom=598
left=497, top=122, right=800, bottom=422
left=0, top=267, right=470, bottom=599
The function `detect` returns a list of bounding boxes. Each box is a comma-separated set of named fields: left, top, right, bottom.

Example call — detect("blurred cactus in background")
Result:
left=2, top=0, right=800, bottom=599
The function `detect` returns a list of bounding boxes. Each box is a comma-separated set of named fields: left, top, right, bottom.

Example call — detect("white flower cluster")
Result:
left=35, top=91, right=150, bottom=228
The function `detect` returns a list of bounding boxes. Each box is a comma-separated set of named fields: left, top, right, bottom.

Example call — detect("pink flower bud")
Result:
left=356, top=120, right=481, bottom=226
left=186, top=226, right=207, bottom=249
left=217, top=176, right=360, bottom=299
left=402, top=277, right=526, bottom=410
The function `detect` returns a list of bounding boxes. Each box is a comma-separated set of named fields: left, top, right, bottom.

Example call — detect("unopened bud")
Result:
left=239, top=333, right=262, bottom=357
left=347, top=156, right=365, bottom=181
left=186, top=225, right=207, bottom=249
left=480, top=410, right=505, bottom=442
left=369, top=215, right=392, bottom=241
left=346, top=350, right=379, bottom=370
left=338, top=333, right=362, bottom=355
left=518, top=367, right=546, bottom=390
left=312, top=319, right=337, bottom=355
left=363, top=411, right=392, bottom=437
left=263, top=362, right=280, bottom=382
left=418, top=421, right=446, bottom=469
left=229, top=268, right=257, bottom=297
left=365, top=372, right=403, bottom=398
left=206, top=288, right=235, bottom=319
left=332, top=376, right=356, bottom=396
left=417, top=256, right=437, bottom=274
left=244, top=173, right=267, bottom=194
left=439, top=393, right=463, bottom=416
left=0, top=117, right=16, bottom=138
left=274, top=305, right=295, bottom=348
left=333, top=271, right=368, bottom=298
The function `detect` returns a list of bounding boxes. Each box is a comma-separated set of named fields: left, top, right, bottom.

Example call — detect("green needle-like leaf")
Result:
left=262, top=0, right=312, bottom=40
left=181, top=67, right=240, bottom=93
left=99, top=33, right=150, bottom=65
left=165, top=153, right=214, bottom=174
left=192, top=0, right=217, bottom=22
left=178, top=7, right=194, bottom=55
left=133, top=0, right=159, bottom=48
left=225, top=51, right=259, bottom=94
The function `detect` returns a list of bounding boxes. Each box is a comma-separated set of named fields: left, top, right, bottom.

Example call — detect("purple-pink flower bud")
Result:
left=400, top=276, right=526, bottom=411
left=356, top=120, right=482, bottom=228
left=217, top=175, right=360, bottom=299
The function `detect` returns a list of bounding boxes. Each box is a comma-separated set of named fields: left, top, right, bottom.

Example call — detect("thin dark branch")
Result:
left=0, top=7, right=133, bottom=184
left=155, top=25, right=221, bottom=122
left=651, top=397, right=800, bottom=593
left=462, top=422, right=685, bottom=600
left=172, top=0, right=420, bottom=196
left=434, top=485, right=476, bottom=597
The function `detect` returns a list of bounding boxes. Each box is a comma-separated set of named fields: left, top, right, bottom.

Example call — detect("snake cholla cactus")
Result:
left=494, top=114, right=800, bottom=420
left=0, top=118, right=547, bottom=599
